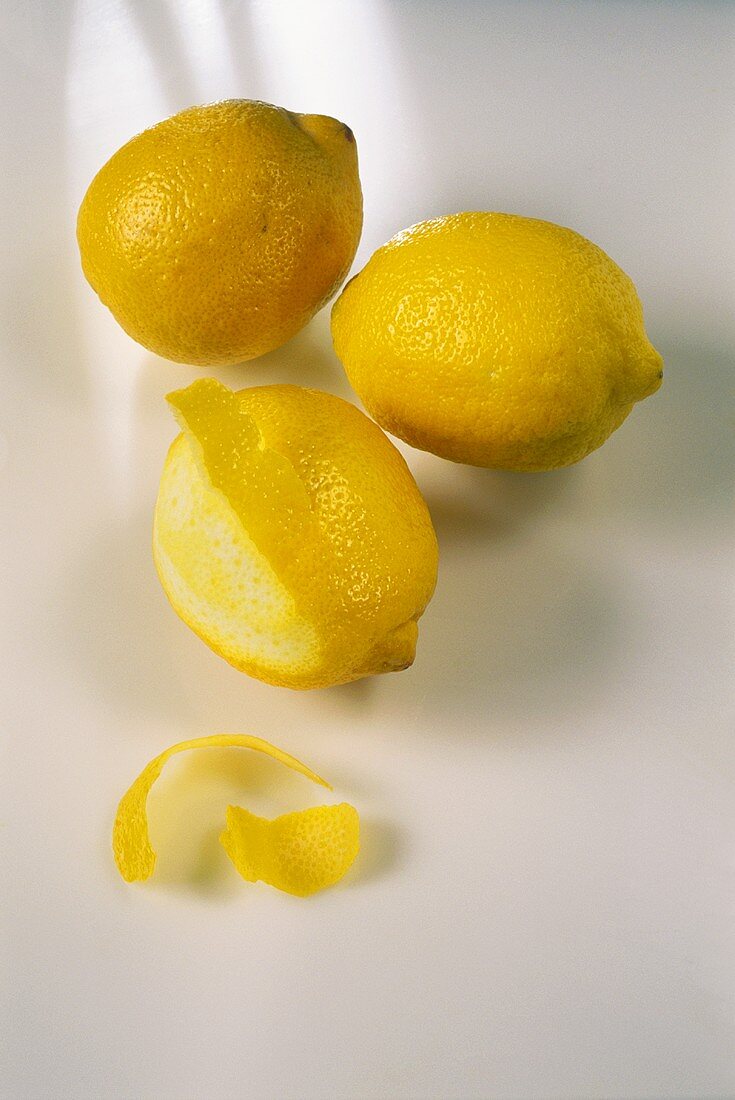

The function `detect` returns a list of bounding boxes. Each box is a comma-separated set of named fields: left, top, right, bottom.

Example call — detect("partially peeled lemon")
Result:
left=153, top=380, right=438, bottom=689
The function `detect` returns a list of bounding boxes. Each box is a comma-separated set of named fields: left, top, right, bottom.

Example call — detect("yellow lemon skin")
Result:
left=221, top=803, right=360, bottom=897
left=153, top=381, right=438, bottom=690
left=77, top=100, right=362, bottom=366
left=331, top=212, right=663, bottom=471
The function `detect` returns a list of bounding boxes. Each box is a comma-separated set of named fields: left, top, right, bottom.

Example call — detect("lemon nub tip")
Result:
left=378, top=619, right=418, bottom=673
left=637, top=346, right=665, bottom=400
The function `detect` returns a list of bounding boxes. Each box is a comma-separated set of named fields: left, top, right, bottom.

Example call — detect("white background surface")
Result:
left=2, top=2, right=734, bottom=1098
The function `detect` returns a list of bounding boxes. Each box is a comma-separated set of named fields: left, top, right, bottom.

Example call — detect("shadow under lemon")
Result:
left=136, top=309, right=355, bottom=401
left=384, top=331, right=734, bottom=730
left=419, top=455, right=583, bottom=548
left=580, top=337, right=735, bottom=531
left=368, top=458, right=626, bottom=731
left=61, top=500, right=381, bottom=734
left=345, top=818, right=404, bottom=889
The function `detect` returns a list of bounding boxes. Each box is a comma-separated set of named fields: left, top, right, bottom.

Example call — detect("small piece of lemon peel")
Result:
left=221, top=803, right=360, bottom=897
left=113, top=734, right=361, bottom=897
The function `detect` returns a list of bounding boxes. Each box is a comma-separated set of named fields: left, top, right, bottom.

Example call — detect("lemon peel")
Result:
left=221, top=803, right=360, bottom=897
left=112, top=734, right=362, bottom=897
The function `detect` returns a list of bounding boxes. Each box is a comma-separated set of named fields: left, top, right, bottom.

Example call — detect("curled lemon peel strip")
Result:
left=221, top=803, right=360, bottom=898
left=110, top=734, right=354, bottom=888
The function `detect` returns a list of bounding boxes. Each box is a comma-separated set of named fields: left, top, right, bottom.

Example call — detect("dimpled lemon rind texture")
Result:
left=221, top=803, right=360, bottom=897
left=112, top=734, right=331, bottom=883
left=77, top=99, right=362, bottom=366
left=153, top=379, right=438, bottom=690
left=331, top=212, right=663, bottom=470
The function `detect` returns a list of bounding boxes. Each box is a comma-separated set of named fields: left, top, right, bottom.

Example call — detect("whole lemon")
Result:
left=77, top=100, right=362, bottom=366
left=154, top=379, right=438, bottom=689
left=331, top=212, right=663, bottom=470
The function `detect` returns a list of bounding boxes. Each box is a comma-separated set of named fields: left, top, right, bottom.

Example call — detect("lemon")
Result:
left=331, top=212, right=663, bottom=470
left=153, top=379, right=438, bottom=689
left=77, top=100, right=362, bottom=366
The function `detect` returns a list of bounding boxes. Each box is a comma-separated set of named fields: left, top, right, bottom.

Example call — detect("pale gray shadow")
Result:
left=335, top=674, right=377, bottom=698
left=378, top=487, right=624, bottom=730
left=347, top=818, right=403, bottom=888
left=61, top=508, right=195, bottom=725
left=193, top=311, right=354, bottom=400
left=585, top=338, right=735, bottom=525
left=427, top=547, right=619, bottom=724
left=127, top=0, right=263, bottom=112
left=2, top=3, right=85, bottom=400
left=324, top=673, right=378, bottom=710
left=155, top=826, right=242, bottom=899
left=135, top=310, right=353, bottom=399
left=127, top=3, right=203, bottom=110
left=409, top=464, right=606, bottom=726
left=225, top=0, right=265, bottom=98
left=424, top=464, right=582, bottom=549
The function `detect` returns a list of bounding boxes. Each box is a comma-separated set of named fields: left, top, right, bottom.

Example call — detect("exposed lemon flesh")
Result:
left=153, top=437, right=318, bottom=673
